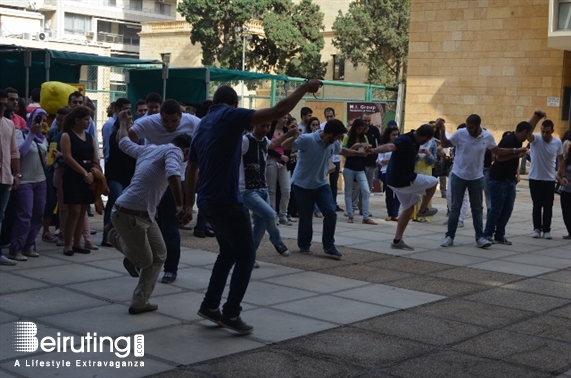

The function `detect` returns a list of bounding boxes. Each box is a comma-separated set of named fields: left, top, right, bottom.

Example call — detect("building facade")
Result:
left=405, top=0, right=571, bottom=138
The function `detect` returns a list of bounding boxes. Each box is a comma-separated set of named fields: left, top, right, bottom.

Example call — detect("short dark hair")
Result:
left=324, top=107, right=335, bottom=115
left=160, top=99, right=182, bottom=115
left=466, top=114, right=481, bottom=125
left=416, top=124, right=435, bottom=139
left=198, top=100, right=213, bottom=118
left=171, top=134, right=192, bottom=149
left=213, top=86, right=238, bottom=106
left=0, top=90, right=7, bottom=99
left=114, top=97, right=131, bottom=110
left=84, top=97, right=95, bottom=112
left=300, top=107, right=312, bottom=117
left=136, top=99, right=146, bottom=108
left=515, top=121, right=532, bottom=133
left=361, top=112, right=372, bottom=119
left=56, top=106, right=71, bottom=116
left=323, top=119, right=347, bottom=136
left=145, top=92, right=162, bottom=104
left=30, top=88, right=41, bottom=102
left=68, top=91, right=83, bottom=103
left=4, top=87, right=18, bottom=95
left=457, top=123, right=466, bottom=130
left=541, top=119, right=554, bottom=129
left=3, top=103, right=14, bottom=118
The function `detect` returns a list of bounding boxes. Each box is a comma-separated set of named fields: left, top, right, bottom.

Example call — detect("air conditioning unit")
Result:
left=85, top=31, right=94, bottom=39
left=36, top=32, right=48, bottom=41
left=22, top=33, right=32, bottom=40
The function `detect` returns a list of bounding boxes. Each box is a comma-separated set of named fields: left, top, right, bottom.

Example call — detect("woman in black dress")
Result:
left=60, top=106, right=99, bottom=256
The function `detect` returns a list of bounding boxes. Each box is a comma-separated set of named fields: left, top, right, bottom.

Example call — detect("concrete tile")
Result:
left=548, top=305, right=571, bottom=320
left=178, top=248, right=219, bottom=266
left=0, top=311, right=20, bottom=324
left=0, top=272, right=50, bottom=294
left=503, top=278, right=571, bottom=299
left=143, top=324, right=265, bottom=365
left=504, top=315, right=571, bottom=343
left=450, top=246, right=520, bottom=259
left=20, top=264, right=123, bottom=285
left=254, top=252, right=353, bottom=272
left=467, top=260, right=555, bottom=276
left=556, top=370, right=571, bottom=378
left=0, top=287, right=109, bottom=317
left=263, top=271, right=368, bottom=293
left=163, top=267, right=214, bottom=291
left=531, top=248, right=571, bottom=260
left=272, top=295, right=395, bottom=324
left=0, top=321, right=76, bottom=360
left=389, top=276, right=488, bottom=297
left=413, top=299, right=535, bottom=328
left=39, top=304, right=181, bottom=338
left=430, top=267, right=523, bottom=286
left=83, top=258, right=133, bottom=274
left=241, top=281, right=317, bottom=306
left=385, top=350, right=548, bottom=378
left=452, top=330, right=570, bottom=371
left=463, top=288, right=568, bottom=313
left=282, top=327, right=434, bottom=368
left=335, top=284, right=445, bottom=309
left=538, top=271, right=571, bottom=284
left=49, top=247, right=126, bottom=262
left=368, top=257, right=454, bottom=274
left=500, top=254, right=571, bottom=269
left=72, top=276, right=184, bottom=302
left=320, top=265, right=415, bottom=284
left=152, top=291, right=208, bottom=321
left=0, top=255, right=72, bottom=271
left=248, top=262, right=303, bottom=280
left=408, top=250, right=488, bottom=266
left=347, top=241, right=419, bottom=255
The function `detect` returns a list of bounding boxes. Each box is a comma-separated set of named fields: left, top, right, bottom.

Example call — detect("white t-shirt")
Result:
left=377, top=151, right=392, bottom=174
left=529, top=135, right=563, bottom=181
left=130, top=113, right=199, bottom=145
left=449, top=128, right=497, bottom=180
left=239, top=135, right=270, bottom=192
left=320, top=121, right=340, bottom=163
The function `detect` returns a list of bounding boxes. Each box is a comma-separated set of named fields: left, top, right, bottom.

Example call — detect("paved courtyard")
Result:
left=0, top=179, right=570, bottom=378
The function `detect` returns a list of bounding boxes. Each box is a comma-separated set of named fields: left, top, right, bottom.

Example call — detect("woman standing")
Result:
left=267, top=115, right=292, bottom=225
left=378, top=124, right=401, bottom=222
left=60, top=106, right=99, bottom=256
left=8, top=108, right=49, bottom=260
left=343, top=119, right=376, bottom=225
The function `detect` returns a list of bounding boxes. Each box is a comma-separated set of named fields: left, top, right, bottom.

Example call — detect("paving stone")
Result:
left=504, top=315, right=571, bottom=343
left=247, top=262, right=303, bottom=281
left=0, top=255, right=72, bottom=271
left=0, top=311, right=19, bottom=324
left=384, top=350, right=550, bottom=378
left=0, top=271, right=50, bottom=294
left=412, top=299, right=535, bottom=328
left=500, top=254, right=571, bottom=269
left=263, top=271, right=369, bottom=293
left=430, top=267, right=523, bottom=286
left=353, top=311, right=488, bottom=346
left=548, top=305, right=571, bottom=320
left=463, top=288, right=569, bottom=312
left=368, top=257, right=455, bottom=274
left=503, top=278, right=571, bottom=299
left=19, top=264, right=123, bottom=285
left=388, top=276, right=488, bottom=297
left=72, top=276, right=184, bottom=302
left=152, top=291, right=210, bottom=321
left=162, top=266, right=215, bottom=291
left=467, top=260, right=555, bottom=277
left=241, top=281, right=317, bottom=306
left=146, top=369, right=213, bottom=378
left=334, top=284, right=445, bottom=309
left=537, top=270, right=571, bottom=284
left=320, top=264, right=415, bottom=284
left=452, top=330, right=571, bottom=371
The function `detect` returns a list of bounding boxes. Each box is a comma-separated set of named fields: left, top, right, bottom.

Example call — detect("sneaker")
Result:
left=123, top=258, right=140, bottom=277
left=543, top=232, right=552, bottom=240
left=390, top=240, right=414, bottom=251
left=476, top=237, right=492, bottom=248
left=42, top=232, right=58, bottom=243
left=531, top=229, right=541, bottom=238
left=90, top=229, right=97, bottom=235
left=278, top=218, right=292, bottom=226
left=324, top=246, right=342, bottom=260
left=416, top=207, right=438, bottom=218
left=204, top=229, right=215, bottom=237
left=440, top=236, right=454, bottom=247
left=160, top=272, right=177, bottom=284
left=253, top=261, right=260, bottom=269
left=335, top=206, right=344, bottom=212
left=128, top=303, right=158, bottom=315
left=458, top=221, right=464, bottom=228
left=193, top=230, right=206, bottom=238
left=299, top=246, right=311, bottom=254
left=0, top=255, right=17, bottom=266
left=218, top=315, right=253, bottom=335
left=197, top=307, right=221, bottom=325
left=494, top=237, right=512, bottom=245
left=287, top=216, right=297, bottom=223
left=274, top=243, right=290, bottom=257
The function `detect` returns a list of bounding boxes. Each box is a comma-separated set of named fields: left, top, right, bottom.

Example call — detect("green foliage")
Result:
left=332, top=0, right=410, bottom=86
left=177, top=0, right=327, bottom=78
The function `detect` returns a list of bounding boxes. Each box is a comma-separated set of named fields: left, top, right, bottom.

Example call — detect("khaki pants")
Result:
left=109, top=210, right=166, bottom=308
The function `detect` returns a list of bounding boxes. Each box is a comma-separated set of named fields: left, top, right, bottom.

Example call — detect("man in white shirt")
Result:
left=437, top=115, right=527, bottom=248
left=128, top=99, right=200, bottom=284
left=527, top=116, right=565, bottom=239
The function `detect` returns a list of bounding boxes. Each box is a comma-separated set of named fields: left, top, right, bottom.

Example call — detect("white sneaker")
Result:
left=543, top=232, right=552, bottom=239
left=476, top=237, right=492, bottom=248
left=531, top=229, right=541, bottom=238
left=441, top=236, right=454, bottom=247
left=0, top=255, right=17, bottom=266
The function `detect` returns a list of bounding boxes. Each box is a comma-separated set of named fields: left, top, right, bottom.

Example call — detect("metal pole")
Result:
left=45, top=51, right=51, bottom=82
left=162, top=63, right=168, bottom=101
left=395, top=83, right=405, bottom=130
left=24, top=51, right=31, bottom=101
left=241, top=34, right=246, bottom=107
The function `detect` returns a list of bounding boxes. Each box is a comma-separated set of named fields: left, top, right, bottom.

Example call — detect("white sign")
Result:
left=547, top=97, right=560, bottom=107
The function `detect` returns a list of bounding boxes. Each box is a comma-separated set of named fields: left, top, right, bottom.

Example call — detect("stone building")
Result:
left=405, top=0, right=571, bottom=138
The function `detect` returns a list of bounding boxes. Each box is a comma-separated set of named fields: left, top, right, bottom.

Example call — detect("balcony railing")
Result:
left=97, top=32, right=140, bottom=46
left=41, top=0, right=176, bottom=17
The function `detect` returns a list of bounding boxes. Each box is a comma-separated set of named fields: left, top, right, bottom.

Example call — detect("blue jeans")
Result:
left=157, top=188, right=181, bottom=274
left=343, top=168, right=370, bottom=218
left=380, top=173, right=400, bottom=218
left=293, top=184, right=336, bottom=250
left=200, top=202, right=255, bottom=318
left=484, top=180, right=516, bottom=240
left=446, top=173, right=484, bottom=240
left=0, top=184, right=12, bottom=257
left=329, top=162, right=340, bottom=205
left=103, top=180, right=126, bottom=242
left=242, top=189, right=282, bottom=251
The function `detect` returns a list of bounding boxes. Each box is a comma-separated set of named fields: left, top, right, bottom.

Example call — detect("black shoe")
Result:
left=72, top=246, right=91, bottom=254
left=101, top=241, right=113, bottom=248
left=63, top=249, right=74, bottom=256
left=123, top=258, right=140, bottom=277
left=335, top=206, right=344, bottom=212
left=128, top=303, right=158, bottom=315
left=494, top=237, right=512, bottom=245
left=197, top=307, right=222, bottom=325
left=161, top=272, right=176, bottom=284
left=87, top=210, right=94, bottom=217
left=218, top=315, right=253, bottom=334
left=324, top=246, right=342, bottom=260
left=193, top=230, right=205, bottom=238
left=204, top=229, right=215, bottom=237
left=90, top=229, right=97, bottom=235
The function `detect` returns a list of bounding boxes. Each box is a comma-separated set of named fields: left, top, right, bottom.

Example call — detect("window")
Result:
left=155, top=2, right=171, bottom=15
left=64, top=13, right=91, bottom=36
left=559, top=2, right=571, bottom=30
left=98, top=20, right=112, bottom=33
left=103, top=0, right=116, bottom=6
left=130, top=0, right=143, bottom=11
left=332, top=55, right=345, bottom=80
left=118, top=24, right=141, bottom=45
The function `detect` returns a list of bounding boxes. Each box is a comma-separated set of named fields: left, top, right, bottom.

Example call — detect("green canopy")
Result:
left=47, top=49, right=160, bottom=67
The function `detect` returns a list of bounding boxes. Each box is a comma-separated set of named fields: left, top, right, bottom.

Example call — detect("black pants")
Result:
left=561, top=191, right=571, bottom=236
left=329, top=162, right=340, bottom=206
left=529, top=179, right=555, bottom=233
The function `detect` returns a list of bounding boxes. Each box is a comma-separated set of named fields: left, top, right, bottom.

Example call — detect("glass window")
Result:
left=130, top=0, right=143, bottom=11
left=64, top=13, right=91, bottom=36
left=559, top=2, right=571, bottom=30
left=332, top=55, right=345, bottom=81
left=155, top=3, right=171, bottom=15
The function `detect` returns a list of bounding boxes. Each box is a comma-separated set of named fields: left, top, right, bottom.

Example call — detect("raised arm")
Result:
left=435, top=118, right=453, bottom=148
left=184, top=161, right=198, bottom=214
left=372, top=143, right=397, bottom=154
left=526, top=110, right=546, bottom=143
left=269, top=123, right=300, bottom=150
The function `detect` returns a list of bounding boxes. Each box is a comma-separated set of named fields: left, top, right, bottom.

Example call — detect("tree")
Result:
left=177, top=0, right=327, bottom=78
left=332, top=0, right=410, bottom=86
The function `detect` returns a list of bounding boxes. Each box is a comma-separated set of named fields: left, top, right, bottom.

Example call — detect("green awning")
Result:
left=206, top=67, right=288, bottom=82
left=47, top=49, right=161, bottom=67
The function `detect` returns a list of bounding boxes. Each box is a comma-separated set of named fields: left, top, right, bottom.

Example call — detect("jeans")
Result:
left=103, top=180, right=126, bottom=243
left=446, top=173, right=485, bottom=240
left=329, top=162, right=340, bottom=205
left=484, top=180, right=516, bottom=240
left=157, top=187, right=181, bottom=274
left=483, top=169, right=491, bottom=214
left=200, top=202, right=255, bottom=318
left=193, top=210, right=211, bottom=232
left=343, top=168, right=371, bottom=219
left=293, top=184, right=337, bottom=250
left=561, top=191, right=571, bottom=236
left=0, top=184, right=11, bottom=257
left=380, top=173, right=400, bottom=218
left=243, top=189, right=282, bottom=251
left=266, top=159, right=291, bottom=220
left=529, top=179, right=555, bottom=233
left=10, top=181, right=46, bottom=254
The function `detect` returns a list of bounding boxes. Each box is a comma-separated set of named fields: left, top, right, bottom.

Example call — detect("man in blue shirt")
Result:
left=184, top=80, right=321, bottom=335
left=102, top=98, right=131, bottom=162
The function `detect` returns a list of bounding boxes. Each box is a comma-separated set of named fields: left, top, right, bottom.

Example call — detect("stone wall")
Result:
left=405, top=0, right=569, bottom=138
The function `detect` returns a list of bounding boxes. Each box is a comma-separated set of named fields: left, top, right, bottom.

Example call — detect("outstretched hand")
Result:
left=303, top=79, right=323, bottom=93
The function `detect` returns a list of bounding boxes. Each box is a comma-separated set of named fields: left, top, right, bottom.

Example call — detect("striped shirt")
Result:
left=115, top=137, right=183, bottom=220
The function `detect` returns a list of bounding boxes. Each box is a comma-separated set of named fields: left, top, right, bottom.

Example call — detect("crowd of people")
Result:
left=0, top=80, right=570, bottom=335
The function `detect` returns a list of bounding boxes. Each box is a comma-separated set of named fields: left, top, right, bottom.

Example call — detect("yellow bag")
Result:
left=40, top=82, right=83, bottom=115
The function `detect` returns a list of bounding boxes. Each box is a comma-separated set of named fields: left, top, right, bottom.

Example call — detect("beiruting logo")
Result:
left=13, top=322, right=144, bottom=358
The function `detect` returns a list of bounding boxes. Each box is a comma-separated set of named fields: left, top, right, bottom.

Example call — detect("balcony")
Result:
left=97, top=32, right=139, bottom=46
left=548, top=0, right=571, bottom=51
